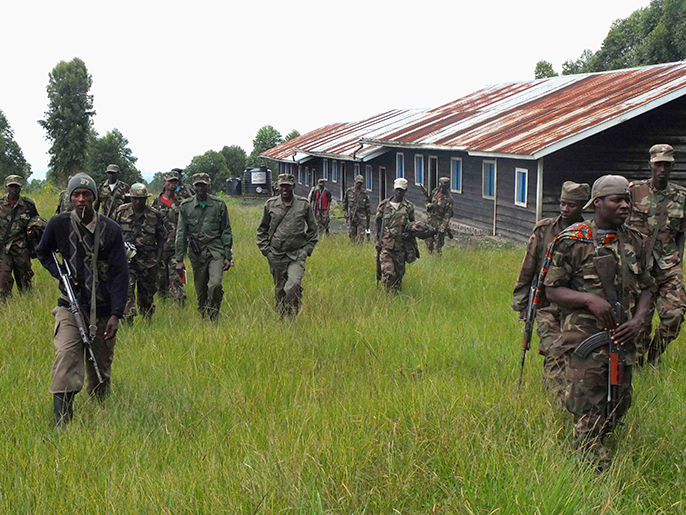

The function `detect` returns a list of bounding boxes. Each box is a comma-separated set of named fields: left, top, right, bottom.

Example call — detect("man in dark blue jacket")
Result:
left=37, top=173, right=129, bottom=428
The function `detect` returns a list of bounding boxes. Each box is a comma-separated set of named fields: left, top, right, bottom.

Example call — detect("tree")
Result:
left=248, top=125, right=283, bottom=167
left=644, top=0, right=686, bottom=64
left=185, top=150, right=229, bottom=185
left=562, top=49, right=595, bottom=75
left=285, top=129, right=301, bottom=141
left=148, top=172, right=165, bottom=194
left=0, top=109, right=31, bottom=184
left=38, top=58, right=95, bottom=186
left=87, top=128, right=142, bottom=185
left=534, top=60, right=558, bottom=79
left=220, top=145, right=247, bottom=177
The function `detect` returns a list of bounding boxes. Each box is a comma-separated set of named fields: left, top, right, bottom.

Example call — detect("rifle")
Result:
left=517, top=277, right=538, bottom=390
left=51, top=251, right=104, bottom=385
left=419, top=184, right=453, bottom=239
left=0, top=204, right=20, bottom=255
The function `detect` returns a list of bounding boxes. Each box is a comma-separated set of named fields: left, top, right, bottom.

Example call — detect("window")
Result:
left=305, top=167, right=310, bottom=186
left=298, top=165, right=303, bottom=184
left=332, top=160, right=338, bottom=183
left=323, top=159, right=329, bottom=180
left=354, top=163, right=360, bottom=178
left=451, top=158, right=462, bottom=193
left=482, top=160, right=496, bottom=199
left=414, top=154, right=424, bottom=186
left=365, top=165, right=373, bottom=191
left=396, top=153, right=405, bottom=178
left=515, top=168, right=528, bottom=207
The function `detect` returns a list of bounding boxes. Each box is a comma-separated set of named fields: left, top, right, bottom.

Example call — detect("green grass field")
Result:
left=1, top=192, right=685, bottom=513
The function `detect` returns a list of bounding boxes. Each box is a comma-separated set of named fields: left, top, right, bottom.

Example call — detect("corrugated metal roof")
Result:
left=261, top=62, right=686, bottom=161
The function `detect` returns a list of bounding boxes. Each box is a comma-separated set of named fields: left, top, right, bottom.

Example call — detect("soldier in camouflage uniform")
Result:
left=375, top=178, right=415, bottom=293
left=543, top=175, right=655, bottom=467
left=0, top=175, right=42, bottom=300
left=113, top=183, right=164, bottom=322
left=95, top=164, right=130, bottom=218
left=343, top=174, right=371, bottom=243
left=257, top=173, right=318, bottom=318
left=173, top=168, right=195, bottom=200
left=151, top=170, right=186, bottom=305
left=176, top=173, right=233, bottom=321
left=424, top=177, right=454, bottom=254
left=512, top=181, right=589, bottom=399
left=627, top=144, right=686, bottom=364
left=55, top=175, right=74, bottom=214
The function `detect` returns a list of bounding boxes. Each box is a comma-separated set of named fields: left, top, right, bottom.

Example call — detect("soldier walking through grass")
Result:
left=257, top=173, right=318, bottom=318
left=309, top=178, right=332, bottom=236
left=627, top=144, right=686, bottom=365
left=423, top=177, right=454, bottom=254
left=95, top=164, right=130, bottom=218
left=36, top=173, right=129, bottom=428
left=176, top=173, right=233, bottom=321
left=343, top=174, right=371, bottom=244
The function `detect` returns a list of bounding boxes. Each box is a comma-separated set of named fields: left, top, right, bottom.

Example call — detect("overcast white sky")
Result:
left=3, top=0, right=651, bottom=180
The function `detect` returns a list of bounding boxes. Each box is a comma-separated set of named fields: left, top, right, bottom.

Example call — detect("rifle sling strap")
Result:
left=0, top=203, right=20, bottom=254
left=268, top=203, right=292, bottom=245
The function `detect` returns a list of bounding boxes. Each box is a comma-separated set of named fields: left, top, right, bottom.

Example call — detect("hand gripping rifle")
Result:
left=419, top=184, right=453, bottom=239
left=52, top=251, right=104, bottom=385
left=517, top=277, right=538, bottom=390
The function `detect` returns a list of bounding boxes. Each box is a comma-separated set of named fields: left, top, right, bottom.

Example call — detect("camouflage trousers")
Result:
left=158, top=250, right=186, bottom=304
left=536, top=307, right=564, bottom=400
left=315, top=209, right=330, bottom=234
left=638, top=264, right=686, bottom=358
left=379, top=248, right=406, bottom=293
left=189, top=252, right=225, bottom=319
left=125, top=257, right=158, bottom=320
left=267, top=252, right=306, bottom=317
left=426, top=231, right=446, bottom=254
left=0, top=246, right=33, bottom=300
left=348, top=220, right=368, bottom=244
left=565, top=348, right=633, bottom=442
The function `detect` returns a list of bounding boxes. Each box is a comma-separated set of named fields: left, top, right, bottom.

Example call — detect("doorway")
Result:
left=429, top=156, right=439, bottom=193
left=379, top=166, right=387, bottom=202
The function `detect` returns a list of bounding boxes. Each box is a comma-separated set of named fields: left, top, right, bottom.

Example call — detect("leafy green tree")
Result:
left=248, top=125, right=283, bottom=167
left=534, top=60, right=558, bottom=79
left=148, top=172, right=165, bottom=193
left=0, top=109, right=31, bottom=184
left=644, top=0, right=686, bottom=63
left=220, top=145, right=247, bottom=177
left=562, top=49, right=595, bottom=75
left=87, top=128, right=142, bottom=185
left=285, top=129, right=301, bottom=141
left=185, top=150, right=230, bottom=185
left=38, top=58, right=95, bottom=186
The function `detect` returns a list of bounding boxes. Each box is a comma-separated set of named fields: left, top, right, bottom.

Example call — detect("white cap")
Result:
left=393, top=178, right=408, bottom=190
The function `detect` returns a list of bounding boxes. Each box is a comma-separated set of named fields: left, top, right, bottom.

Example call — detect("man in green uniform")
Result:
left=95, top=164, right=130, bottom=218
left=173, top=168, right=195, bottom=200
left=0, top=175, right=42, bottom=300
left=375, top=178, right=415, bottom=293
left=257, top=173, right=318, bottom=318
left=114, top=184, right=164, bottom=323
left=424, top=177, right=454, bottom=254
left=151, top=170, right=186, bottom=305
left=627, top=144, right=686, bottom=364
left=543, top=175, right=654, bottom=467
left=512, top=181, right=589, bottom=398
left=343, top=174, right=372, bottom=243
left=176, top=173, right=233, bottom=321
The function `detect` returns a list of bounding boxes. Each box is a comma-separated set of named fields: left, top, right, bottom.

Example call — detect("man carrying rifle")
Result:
left=421, top=177, right=453, bottom=254
left=512, top=181, right=588, bottom=399
left=342, top=174, right=371, bottom=244
left=36, top=173, right=128, bottom=428
left=542, top=175, right=654, bottom=468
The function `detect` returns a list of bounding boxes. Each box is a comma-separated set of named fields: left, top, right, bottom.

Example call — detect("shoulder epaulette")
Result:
left=534, top=217, right=554, bottom=229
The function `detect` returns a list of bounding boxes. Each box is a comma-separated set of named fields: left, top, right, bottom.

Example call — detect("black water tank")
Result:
left=242, top=167, right=272, bottom=196
left=225, top=177, right=242, bottom=195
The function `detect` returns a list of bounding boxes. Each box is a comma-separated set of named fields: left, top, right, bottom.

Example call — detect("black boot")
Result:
left=53, top=392, right=75, bottom=429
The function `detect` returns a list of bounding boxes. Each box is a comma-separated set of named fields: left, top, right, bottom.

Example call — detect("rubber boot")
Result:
left=53, top=392, right=75, bottom=429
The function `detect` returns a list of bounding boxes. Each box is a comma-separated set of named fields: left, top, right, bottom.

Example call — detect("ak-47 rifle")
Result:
left=52, top=251, right=104, bottom=385
left=419, top=184, right=453, bottom=239
left=517, top=276, right=538, bottom=391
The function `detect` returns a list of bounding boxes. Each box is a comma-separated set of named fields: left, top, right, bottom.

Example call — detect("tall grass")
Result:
left=0, top=193, right=684, bottom=513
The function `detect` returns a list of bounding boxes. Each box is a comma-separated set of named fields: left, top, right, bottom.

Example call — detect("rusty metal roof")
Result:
left=262, top=62, right=686, bottom=161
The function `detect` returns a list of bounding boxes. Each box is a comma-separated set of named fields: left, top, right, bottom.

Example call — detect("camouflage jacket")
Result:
left=256, top=195, right=318, bottom=260
left=512, top=216, right=565, bottom=312
left=426, top=189, right=454, bottom=231
left=151, top=194, right=183, bottom=254
left=628, top=180, right=686, bottom=270
left=342, top=187, right=371, bottom=225
left=177, top=183, right=195, bottom=201
left=543, top=220, right=655, bottom=356
left=113, top=203, right=164, bottom=262
left=0, top=194, right=40, bottom=253
left=376, top=198, right=415, bottom=252
left=176, top=195, right=233, bottom=262
left=96, top=180, right=130, bottom=218
left=55, top=190, right=73, bottom=214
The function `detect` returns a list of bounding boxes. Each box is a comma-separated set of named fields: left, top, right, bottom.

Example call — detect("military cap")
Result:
left=128, top=183, right=151, bottom=198
left=192, top=173, right=211, bottom=185
left=393, top=177, right=408, bottom=190
left=650, top=144, right=675, bottom=163
left=584, top=175, right=630, bottom=209
left=277, top=173, right=295, bottom=186
left=318, top=178, right=326, bottom=185
left=106, top=164, right=120, bottom=173
left=560, top=181, right=590, bottom=202
left=4, top=175, right=23, bottom=187
left=438, top=177, right=450, bottom=185
left=164, top=170, right=181, bottom=181
left=171, top=167, right=183, bottom=173
left=354, top=174, right=364, bottom=183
